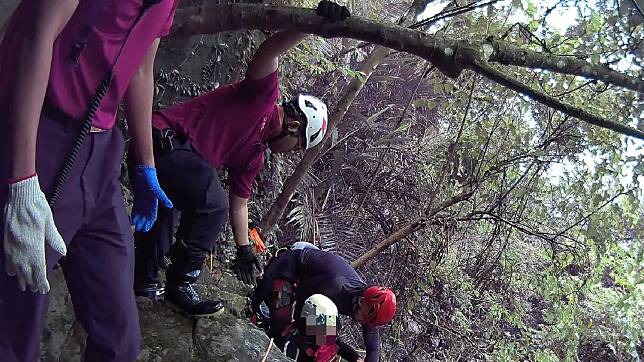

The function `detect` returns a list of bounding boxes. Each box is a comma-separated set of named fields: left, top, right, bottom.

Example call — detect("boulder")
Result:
left=40, top=268, right=290, bottom=362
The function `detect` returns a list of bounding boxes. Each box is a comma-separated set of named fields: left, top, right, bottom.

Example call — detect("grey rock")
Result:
left=41, top=268, right=291, bottom=362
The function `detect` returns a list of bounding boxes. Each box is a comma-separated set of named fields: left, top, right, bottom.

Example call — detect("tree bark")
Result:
left=351, top=218, right=426, bottom=269
left=471, top=60, right=644, bottom=139
left=351, top=189, right=474, bottom=268
left=172, top=4, right=644, bottom=139
left=172, top=4, right=644, bottom=93
left=486, top=39, right=643, bottom=94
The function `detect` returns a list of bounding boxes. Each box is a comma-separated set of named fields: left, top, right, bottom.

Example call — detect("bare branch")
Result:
left=486, top=38, right=644, bottom=93
left=352, top=188, right=475, bottom=268
left=471, top=60, right=644, bottom=139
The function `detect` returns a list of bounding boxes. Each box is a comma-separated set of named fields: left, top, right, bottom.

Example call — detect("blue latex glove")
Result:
left=132, top=165, right=173, bottom=232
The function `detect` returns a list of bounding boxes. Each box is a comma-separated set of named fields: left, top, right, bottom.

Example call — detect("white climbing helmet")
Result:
left=300, top=294, right=338, bottom=345
left=296, top=94, right=328, bottom=150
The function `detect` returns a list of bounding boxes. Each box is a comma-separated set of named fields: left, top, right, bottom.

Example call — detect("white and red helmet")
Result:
left=292, top=94, right=328, bottom=150
left=300, top=293, right=338, bottom=346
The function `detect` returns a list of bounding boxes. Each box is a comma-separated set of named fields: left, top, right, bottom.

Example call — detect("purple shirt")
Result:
left=0, top=0, right=179, bottom=130
left=152, top=71, right=281, bottom=199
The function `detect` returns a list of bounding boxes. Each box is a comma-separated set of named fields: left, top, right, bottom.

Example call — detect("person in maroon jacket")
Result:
left=0, top=1, right=178, bottom=360
left=132, top=1, right=351, bottom=317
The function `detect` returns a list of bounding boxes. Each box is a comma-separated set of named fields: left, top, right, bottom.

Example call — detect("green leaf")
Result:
left=413, top=98, right=427, bottom=108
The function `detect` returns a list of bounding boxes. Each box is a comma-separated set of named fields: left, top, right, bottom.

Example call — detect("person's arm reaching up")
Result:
left=246, top=31, right=309, bottom=80
left=245, top=0, right=350, bottom=80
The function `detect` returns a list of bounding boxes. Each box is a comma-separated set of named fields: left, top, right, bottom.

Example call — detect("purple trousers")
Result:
left=0, top=111, right=140, bottom=361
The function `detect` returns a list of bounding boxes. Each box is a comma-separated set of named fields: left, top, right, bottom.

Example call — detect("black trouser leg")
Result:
left=130, top=132, right=228, bottom=289
left=153, top=138, right=228, bottom=284
left=130, top=132, right=229, bottom=314
left=133, top=205, right=174, bottom=286
left=129, top=147, right=176, bottom=290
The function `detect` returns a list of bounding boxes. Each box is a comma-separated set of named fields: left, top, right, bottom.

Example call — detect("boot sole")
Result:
left=134, top=289, right=165, bottom=301
left=163, top=300, right=226, bottom=319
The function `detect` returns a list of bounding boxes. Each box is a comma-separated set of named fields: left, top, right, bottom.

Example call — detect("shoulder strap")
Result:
left=49, top=0, right=160, bottom=206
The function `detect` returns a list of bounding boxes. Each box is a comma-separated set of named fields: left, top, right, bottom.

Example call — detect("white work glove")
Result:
left=3, top=175, right=66, bottom=293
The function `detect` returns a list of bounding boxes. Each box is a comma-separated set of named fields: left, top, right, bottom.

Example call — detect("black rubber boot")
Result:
left=165, top=278, right=225, bottom=317
left=164, top=241, right=225, bottom=317
left=134, top=279, right=165, bottom=300
left=133, top=249, right=165, bottom=300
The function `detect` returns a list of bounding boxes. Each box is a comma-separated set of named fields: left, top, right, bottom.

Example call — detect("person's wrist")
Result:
left=236, top=238, right=251, bottom=247
left=136, top=164, right=155, bottom=172
left=139, top=156, right=155, bottom=167
left=9, top=172, right=37, bottom=184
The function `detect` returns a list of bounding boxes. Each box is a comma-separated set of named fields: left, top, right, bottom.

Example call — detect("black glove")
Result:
left=316, top=0, right=350, bottom=22
left=232, top=245, right=261, bottom=286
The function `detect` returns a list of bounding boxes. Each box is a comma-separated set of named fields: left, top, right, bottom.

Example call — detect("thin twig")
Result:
left=554, top=188, right=634, bottom=237
left=261, top=338, right=274, bottom=362
left=349, top=64, right=434, bottom=227
left=470, top=59, right=644, bottom=139
left=424, top=76, right=477, bottom=215
left=337, top=0, right=500, bottom=57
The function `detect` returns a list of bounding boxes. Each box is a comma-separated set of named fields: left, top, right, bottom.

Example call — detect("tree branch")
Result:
left=351, top=188, right=475, bottom=268
left=172, top=4, right=644, bottom=140
left=470, top=60, right=644, bottom=139
left=486, top=38, right=644, bottom=93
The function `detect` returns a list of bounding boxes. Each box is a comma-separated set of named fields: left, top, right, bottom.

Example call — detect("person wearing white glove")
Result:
left=3, top=176, right=66, bottom=294
left=0, top=0, right=179, bottom=361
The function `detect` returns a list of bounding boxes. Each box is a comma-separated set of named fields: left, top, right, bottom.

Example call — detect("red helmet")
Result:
left=359, top=286, right=396, bottom=326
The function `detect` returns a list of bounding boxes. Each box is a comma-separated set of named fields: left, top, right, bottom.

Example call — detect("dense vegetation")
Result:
left=152, top=0, right=643, bottom=360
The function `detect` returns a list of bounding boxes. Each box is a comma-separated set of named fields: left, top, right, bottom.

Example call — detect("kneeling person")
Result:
left=251, top=248, right=396, bottom=362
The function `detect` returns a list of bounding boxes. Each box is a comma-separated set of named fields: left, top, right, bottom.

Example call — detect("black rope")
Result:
left=48, top=4, right=152, bottom=206
left=48, top=71, right=113, bottom=206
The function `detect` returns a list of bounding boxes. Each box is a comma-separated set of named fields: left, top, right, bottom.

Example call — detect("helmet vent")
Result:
left=305, top=100, right=317, bottom=110
left=309, top=129, right=322, bottom=143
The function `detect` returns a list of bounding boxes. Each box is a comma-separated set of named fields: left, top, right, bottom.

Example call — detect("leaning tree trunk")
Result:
left=258, top=46, right=390, bottom=235
left=351, top=190, right=474, bottom=268
left=258, top=0, right=429, bottom=235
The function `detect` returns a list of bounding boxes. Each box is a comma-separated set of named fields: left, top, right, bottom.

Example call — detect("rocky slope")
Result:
left=40, top=262, right=291, bottom=362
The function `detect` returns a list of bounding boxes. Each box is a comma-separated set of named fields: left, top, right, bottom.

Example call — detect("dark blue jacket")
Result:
left=252, top=249, right=381, bottom=362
